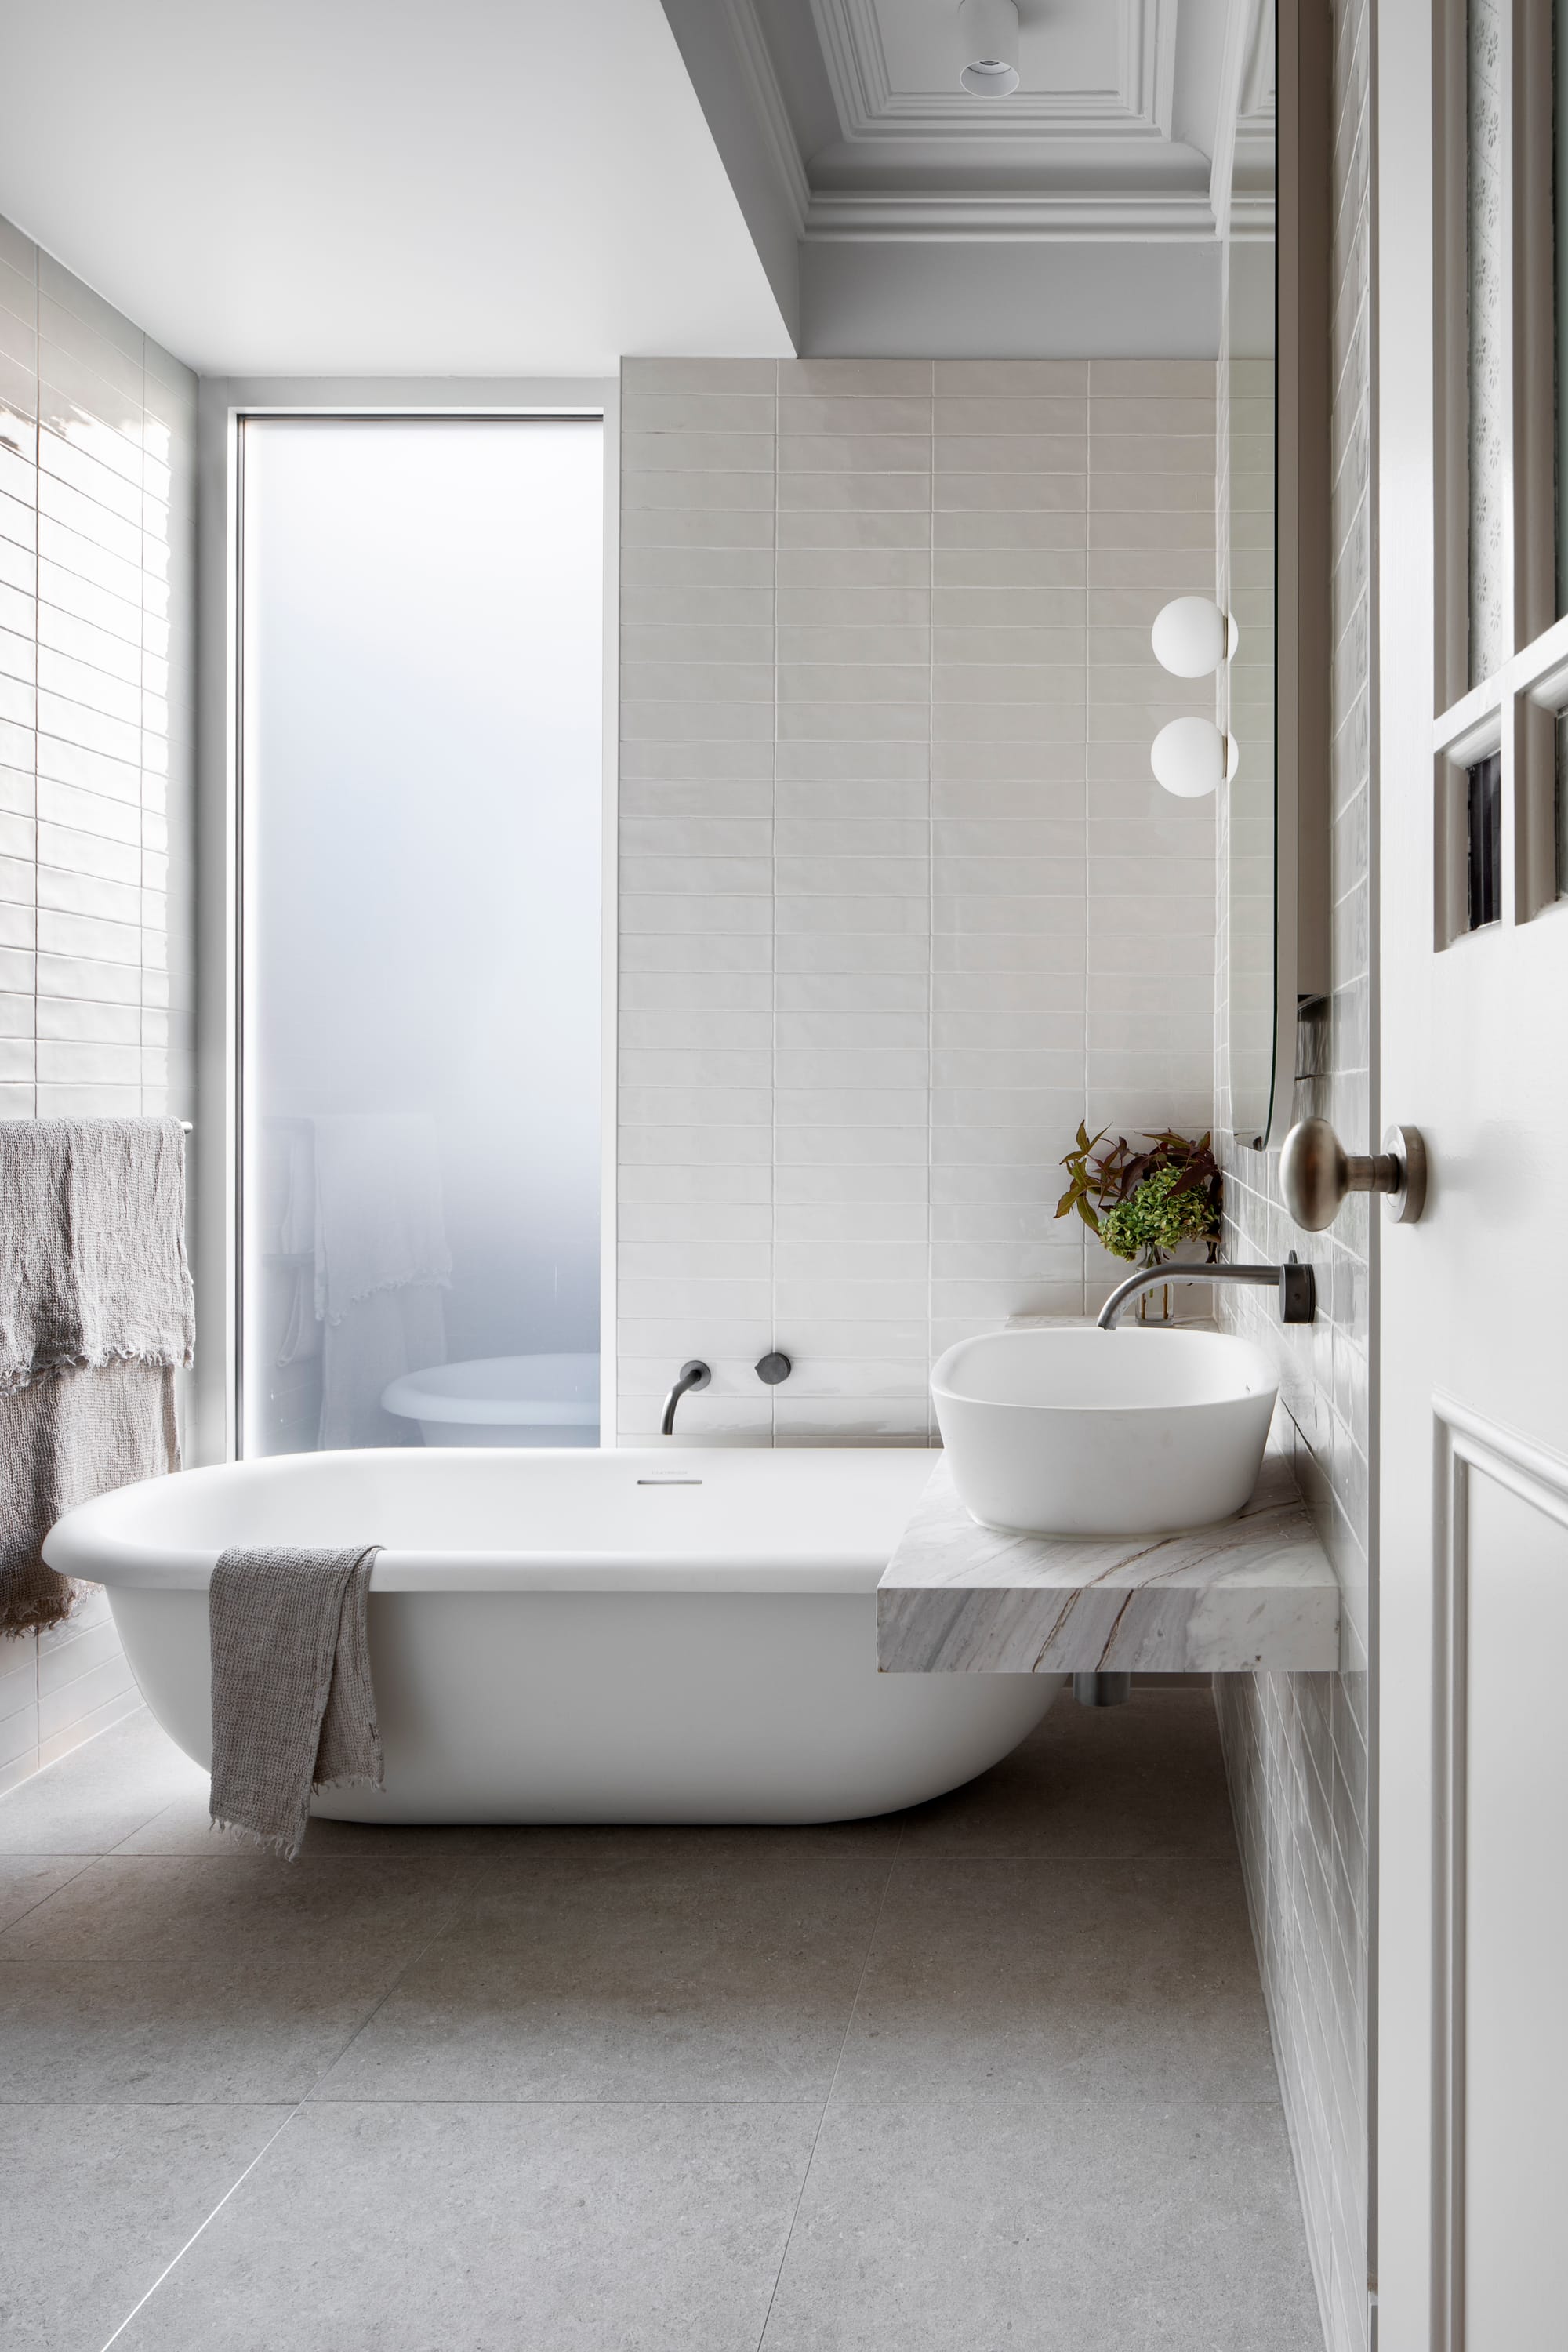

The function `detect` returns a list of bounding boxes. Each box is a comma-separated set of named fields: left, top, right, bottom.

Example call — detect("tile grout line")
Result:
left=0, top=2094, right=849, bottom=2108
left=138, top=326, right=148, bottom=1120
left=0, top=1851, right=100, bottom=1937
left=28, top=233, right=39, bottom=1131
left=277, top=1870, right=486, bottom=2103
left=926, top=365, right=935, bottom=1439
left=1083, top=368, right=1092, bottom=1318
left=770, top=363, right=779, bottom=1444
left=91, top=1864, right=477, bottom=2349
left=751, top=1834, right=902, bottom=2350
left=95, top=2101, right=305, bottom=2352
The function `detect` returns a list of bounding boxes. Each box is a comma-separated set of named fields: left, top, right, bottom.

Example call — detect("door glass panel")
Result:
left=1466, top=750, right=1503, bottom=928
left=1469, top=0, right=1508, bottom=682
left=238, top=418, right=604, bottom=1457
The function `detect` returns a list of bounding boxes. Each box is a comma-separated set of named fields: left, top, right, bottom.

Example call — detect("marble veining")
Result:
left=877, top=1449, right=1339, bottom=1676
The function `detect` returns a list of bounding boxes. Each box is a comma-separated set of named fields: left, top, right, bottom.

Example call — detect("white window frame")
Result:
left=193, top=378, right=621, bottom=1464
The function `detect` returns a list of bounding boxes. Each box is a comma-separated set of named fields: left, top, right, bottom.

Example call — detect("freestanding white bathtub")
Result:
left=44, top=1447, right=1059, bottom=1824
left=380, top=1352, right=601, bottom=1450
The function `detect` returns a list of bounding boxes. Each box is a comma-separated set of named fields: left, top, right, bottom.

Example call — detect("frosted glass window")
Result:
left=239, top=419, right=603, bottom=1457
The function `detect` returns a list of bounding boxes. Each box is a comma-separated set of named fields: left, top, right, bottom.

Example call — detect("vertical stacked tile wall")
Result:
left=1214, top=2, right=1374, bottom=2346
left=0, top=212, right=197, bottom=1791
left=618, top=356, right=1216, bottom=1444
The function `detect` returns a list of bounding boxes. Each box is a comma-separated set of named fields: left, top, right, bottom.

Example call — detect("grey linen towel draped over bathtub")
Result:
left=0, top=1118, right=194, bottom=1634
left=209, top=1545, right=384, bottom=1860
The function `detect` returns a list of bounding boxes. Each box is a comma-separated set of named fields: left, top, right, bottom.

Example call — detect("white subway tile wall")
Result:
left=1214, top=5, right=1373, bottom=2347
left=0, top=212, right=196, bottom=1791
left=619, top=357, right=1216, bottom=1444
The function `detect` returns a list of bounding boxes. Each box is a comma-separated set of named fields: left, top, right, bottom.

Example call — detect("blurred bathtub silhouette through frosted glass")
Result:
left=240, top=419, right=604, bottom=1455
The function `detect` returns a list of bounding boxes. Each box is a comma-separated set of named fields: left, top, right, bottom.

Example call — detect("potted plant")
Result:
left=1054, top=1126, right=1222, bottom=1321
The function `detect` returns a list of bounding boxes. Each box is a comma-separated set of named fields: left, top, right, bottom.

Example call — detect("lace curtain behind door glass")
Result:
left=1469, top=0, right=1507, bottom=685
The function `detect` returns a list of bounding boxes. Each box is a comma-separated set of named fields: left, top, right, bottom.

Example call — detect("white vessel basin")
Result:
left=930, top=1327, right=1279, bottom=1537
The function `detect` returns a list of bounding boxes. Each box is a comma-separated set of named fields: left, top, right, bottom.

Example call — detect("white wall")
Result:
left=617, top=354, right=1218, bottom=1443
left=0, top=209, right=196, bottom=1789
left=800, top=243, right=1225, bottom=362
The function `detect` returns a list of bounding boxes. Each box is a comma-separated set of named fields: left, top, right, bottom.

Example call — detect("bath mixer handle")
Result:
left=755, top=1352, right=791, bottom=1385
left=661, top=1359, right=711, bottom=1436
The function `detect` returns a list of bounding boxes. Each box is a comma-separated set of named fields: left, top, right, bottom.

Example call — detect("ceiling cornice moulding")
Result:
left=1228, top=191, right=1276, bottom=241
left=728, top=0, right=811, bottom=234
left=804, top=189, right=1218, bottom=242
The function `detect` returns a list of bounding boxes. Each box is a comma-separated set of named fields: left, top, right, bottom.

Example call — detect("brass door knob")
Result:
left=1279, top=1117, right=1427, bottom=1230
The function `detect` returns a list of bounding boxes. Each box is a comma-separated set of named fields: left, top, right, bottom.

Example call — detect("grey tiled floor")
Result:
left=0, top=1690, right=1322, bottom=2351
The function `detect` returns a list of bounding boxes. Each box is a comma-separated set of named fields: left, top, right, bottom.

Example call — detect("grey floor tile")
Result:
left=758, top=2096, right=1322, bottom=2352
left=0, top=1853, right=464, bottom=1968
left=897, top=1686, right=1239, bottom=1860
left=314, top=1854, right=891, bottom=2104
left=0, top=2102, right=287, bottom=2352
left=0, top=1955, right=423, bottom=2104
left=113, top=2100, right=819, bottom=2352
left=0, top=1708, right=206, bottom=1857
left=0, top=1853, right=91, bottom=1930
left=2, top=1693, right=1329, bottom=2352
left=833, top=1857, right=1276, bottom=2105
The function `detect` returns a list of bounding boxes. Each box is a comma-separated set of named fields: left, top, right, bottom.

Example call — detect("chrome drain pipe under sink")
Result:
left=1073, top=1672, right=1132, bottom=1708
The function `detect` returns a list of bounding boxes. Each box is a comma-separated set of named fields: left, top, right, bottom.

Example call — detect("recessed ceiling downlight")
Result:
left=958, top=0, right=1021, bottom=95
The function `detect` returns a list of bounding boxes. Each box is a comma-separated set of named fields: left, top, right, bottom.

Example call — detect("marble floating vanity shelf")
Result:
left=876, top=1446, right=1339, bottom=1677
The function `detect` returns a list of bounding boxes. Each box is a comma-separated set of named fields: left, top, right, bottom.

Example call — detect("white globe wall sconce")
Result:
left=1150, top=596, right=1239, bottom=678
left=958, top=0, right=1020, bottom=94
left=1150, top=716, right=1239, bottom=799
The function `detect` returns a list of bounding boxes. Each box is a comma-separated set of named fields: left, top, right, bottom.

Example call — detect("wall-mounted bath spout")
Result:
left=1095, top=1258, right=1316, bottom=1331
left=661, top=1359, right=710, bottom=1436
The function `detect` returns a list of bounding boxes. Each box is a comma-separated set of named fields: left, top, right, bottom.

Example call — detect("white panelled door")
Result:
left=1379, top=0, right=1568, bottom=2344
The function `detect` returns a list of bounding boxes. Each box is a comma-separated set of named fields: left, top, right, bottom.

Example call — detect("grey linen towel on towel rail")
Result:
left=0, top=1118, right=194, bottom=1634
left=209, top=1545, right=384, bottom=1860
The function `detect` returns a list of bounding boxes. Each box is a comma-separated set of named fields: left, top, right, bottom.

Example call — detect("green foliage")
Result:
left=1098, top=1163, right=1221, bottom=1265
left=1054, top=1123, right=1131, bottom=1232
left=1054, top=1123, right=1222, bottom=1266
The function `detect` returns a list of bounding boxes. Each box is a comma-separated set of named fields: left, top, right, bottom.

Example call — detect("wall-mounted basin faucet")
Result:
left=1095, top=1259, right=1316, bottom=1331
left=661, top=1359, right=710, bottom=1435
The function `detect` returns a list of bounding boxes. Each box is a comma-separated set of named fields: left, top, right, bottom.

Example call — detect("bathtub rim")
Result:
left=43, top=1443, right=942, bottom=1598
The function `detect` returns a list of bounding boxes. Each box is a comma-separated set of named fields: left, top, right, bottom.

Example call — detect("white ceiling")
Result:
left=0, top=0, right=795, bottom=378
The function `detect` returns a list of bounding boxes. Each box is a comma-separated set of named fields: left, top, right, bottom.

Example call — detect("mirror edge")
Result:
left=1265, top=0, right=1334, bottom=1149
